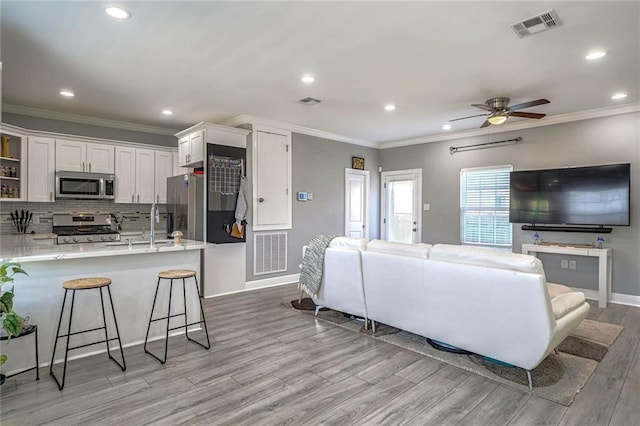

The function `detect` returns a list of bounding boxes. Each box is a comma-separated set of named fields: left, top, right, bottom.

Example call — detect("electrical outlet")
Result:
left=561, top=259, right=568, bottom=269
left=569, top=260, right=577, bottom=270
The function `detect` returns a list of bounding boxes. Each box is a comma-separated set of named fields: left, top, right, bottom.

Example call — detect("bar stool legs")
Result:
left=50, top=281, right=126, bottom=391
left=144, top=273, right=210, bottom=364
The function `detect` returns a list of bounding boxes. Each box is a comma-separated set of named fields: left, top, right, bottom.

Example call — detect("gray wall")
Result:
left=2, top=112, right=177, bottom=147
left=245, top=132, right=380, bottom=282
left=380, top=112, right=640, bottom=296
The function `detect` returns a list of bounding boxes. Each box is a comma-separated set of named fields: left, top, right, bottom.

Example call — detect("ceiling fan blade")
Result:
left=471, top=103, right=495, bottom=112
left=509, top=98, right=550, bottom=111
left=449, top=113, right=489, bottom=122
left=510, top=111, right=546, bottom=119
left=480, top=120, right=491, bottom=128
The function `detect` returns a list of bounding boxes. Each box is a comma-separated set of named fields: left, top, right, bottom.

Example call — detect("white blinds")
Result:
left=460, top=166, right=513, bottom=248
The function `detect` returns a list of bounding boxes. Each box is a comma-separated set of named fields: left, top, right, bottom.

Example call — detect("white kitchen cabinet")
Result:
left=27, top=136, right=56, bottom=202
left=252, top=127, right=292, bottom=231
left=0, top=128, right=27, bottom=201
left=177, top=130, right=204, bottom=167
left=55, top=139, right=114, bottom=173
left=115, top=146, right=154, bottom=204
left=136, top=149, right=155, bottom=204
left=154, top=150, right=173, bottom=204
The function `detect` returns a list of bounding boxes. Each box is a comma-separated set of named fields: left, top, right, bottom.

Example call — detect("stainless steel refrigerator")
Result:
left=166, top=174, right=205, bottom=241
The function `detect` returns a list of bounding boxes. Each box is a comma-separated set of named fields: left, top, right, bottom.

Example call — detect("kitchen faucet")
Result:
left=150, top=203, right=160, bottom=247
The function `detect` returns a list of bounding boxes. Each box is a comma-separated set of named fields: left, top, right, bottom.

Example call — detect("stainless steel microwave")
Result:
left=55, top=171, right=115, bottom=200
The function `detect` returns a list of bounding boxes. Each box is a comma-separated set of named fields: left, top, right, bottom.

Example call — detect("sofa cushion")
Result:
left=430, top=244, right=545, bottom=275
left=547, top=282, right=573, bottom=300
left=551, top=292, right=586, bottom=319
left=366, top=240, right=432, bottom=259
left=329, top=237, right=367, bottom=251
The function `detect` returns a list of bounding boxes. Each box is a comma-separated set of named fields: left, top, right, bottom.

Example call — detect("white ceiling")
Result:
left=1, top=1, right=638, bottom=144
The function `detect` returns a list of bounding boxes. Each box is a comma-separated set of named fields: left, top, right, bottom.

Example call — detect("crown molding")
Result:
left=379, top=102, right=640, bottom=149
left=222, top=114, right=379, bottom=148
left=2, top=104, right=179, bottom=136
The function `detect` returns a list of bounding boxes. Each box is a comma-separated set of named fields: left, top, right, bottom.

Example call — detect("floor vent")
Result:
left=511, top=9, right=562, bottom=38
left=254, top=232, right=287, bottom=275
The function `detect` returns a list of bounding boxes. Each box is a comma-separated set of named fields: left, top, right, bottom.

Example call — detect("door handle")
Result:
left=82, top=161, right=85, bottom=172
left=412, top=228, right=417, bottom=232
left=258, top=197, right=264, bottom=203
left=137, top=194, right=140, bottom=203
left=50, top=191, right=53, bottom=202
left=157, top=194, right=159, bottom=203
left=89, top=162, right=92, bottom=172
left=132, top=194, right=134, bottom=203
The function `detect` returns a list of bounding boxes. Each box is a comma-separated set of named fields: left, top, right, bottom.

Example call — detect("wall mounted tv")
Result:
left=510, top=163, right=631, bottom=228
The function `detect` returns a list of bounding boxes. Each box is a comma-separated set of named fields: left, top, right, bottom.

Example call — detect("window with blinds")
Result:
left=460, top=166, right=513, bottom=248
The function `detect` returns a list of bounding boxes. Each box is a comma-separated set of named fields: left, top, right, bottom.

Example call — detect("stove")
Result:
left=52, top=213, right=121, bottom=244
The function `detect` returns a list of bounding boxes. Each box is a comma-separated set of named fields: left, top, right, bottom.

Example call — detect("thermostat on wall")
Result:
left=297, top=192, right=308, bottom=201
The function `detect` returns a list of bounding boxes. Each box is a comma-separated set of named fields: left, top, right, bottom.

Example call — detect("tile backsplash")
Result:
left=0, top=200, right=167, bottom=236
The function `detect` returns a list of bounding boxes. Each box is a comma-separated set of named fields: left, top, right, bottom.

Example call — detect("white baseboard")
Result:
left=245, top=273, right=300, bottom=290
left=579, top=288, right=640, bottom=307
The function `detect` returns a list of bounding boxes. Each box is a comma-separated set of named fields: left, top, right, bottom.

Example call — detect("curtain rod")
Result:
left=450, top=137, right=523, bottom=155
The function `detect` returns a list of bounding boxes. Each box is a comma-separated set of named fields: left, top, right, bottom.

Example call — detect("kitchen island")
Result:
left=0, top=237, right=210, bottom=376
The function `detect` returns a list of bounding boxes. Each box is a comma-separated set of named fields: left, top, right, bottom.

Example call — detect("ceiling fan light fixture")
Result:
left=487, top=113, right=508, bottom=125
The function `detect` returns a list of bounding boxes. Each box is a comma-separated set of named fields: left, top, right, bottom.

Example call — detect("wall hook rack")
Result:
left=450, top=137, right=523, bottom=155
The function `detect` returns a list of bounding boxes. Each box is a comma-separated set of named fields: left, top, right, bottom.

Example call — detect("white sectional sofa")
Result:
left=311, top=238, right=590, bottom=387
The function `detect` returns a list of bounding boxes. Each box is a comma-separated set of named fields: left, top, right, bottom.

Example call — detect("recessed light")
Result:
left=59, top=90, right=74, bottom=98
left=384, top=104, right=396, bottom=112
left=611, top=92, right=627, bottom=100
left=442, top=123, right=452, bottom=130
left=585, top=50, right=606, bottom=60
left=162, top=109, right=173, bottom=115
left=301, top=74, right=315, bottom=84
left=105, top=6, right=131, bottom=20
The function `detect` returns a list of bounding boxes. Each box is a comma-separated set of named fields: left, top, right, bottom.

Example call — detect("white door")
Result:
left=189, top=130, right=204, bottom=163
left=86, top=143, right=114, bottom=173
left=254, top=130, right=291, bottom=229
left=55, top=139, right=85, bottom=172
left=381, top=169, right=422, bottom=243
left=345, top=168, right=369, bottom=239
left=27, top=136, right=55, bottom=202
left=136, top=149, right=155, bottom=204
left=178, top=137, right=190, bottom=166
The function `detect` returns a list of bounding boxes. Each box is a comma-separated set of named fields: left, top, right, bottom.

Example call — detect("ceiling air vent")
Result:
left=511, top=9, right=562, bottom=38
left=298, top=97, right=322, bottom=106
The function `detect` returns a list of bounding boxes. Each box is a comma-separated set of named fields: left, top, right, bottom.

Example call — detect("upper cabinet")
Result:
left=252, top=126, right=292, bottom=231
left=175, top=122, right=248, bottom=167
left=55, top=139, right=114, bottom=173
left=154, top=150, right=173, bottom=204
left=114, top=147, right=155, bottom=204
left=27, top=136, right=55, bottom=202
left=0, top=129, right=27, bottom=201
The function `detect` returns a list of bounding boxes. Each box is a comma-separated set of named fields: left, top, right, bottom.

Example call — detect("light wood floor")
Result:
left=1, top=284, right=638, bottom=425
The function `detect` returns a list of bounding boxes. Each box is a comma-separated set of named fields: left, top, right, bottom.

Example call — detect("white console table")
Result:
left=522, top=244, right=613, bottom=308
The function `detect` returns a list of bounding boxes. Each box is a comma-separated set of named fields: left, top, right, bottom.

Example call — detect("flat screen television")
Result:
left=510, top=163, right=631, bottom=226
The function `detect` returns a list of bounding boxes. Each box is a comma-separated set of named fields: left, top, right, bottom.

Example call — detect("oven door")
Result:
left=56, top=172, right=103, bottom=199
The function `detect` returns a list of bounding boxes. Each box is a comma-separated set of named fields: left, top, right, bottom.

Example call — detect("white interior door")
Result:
left=344, top=168, right=369, bottom=239
left=381, top=169, right=422, bottom=243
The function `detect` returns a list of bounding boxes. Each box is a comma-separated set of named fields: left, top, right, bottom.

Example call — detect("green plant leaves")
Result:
left=0, top=289, right=14, bottom=313
left=2, top=312, right=23, bottom=338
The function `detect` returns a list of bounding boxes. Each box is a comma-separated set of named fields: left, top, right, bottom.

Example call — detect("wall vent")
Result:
left=511, top=9, right=562, bottom=38
left=254, top=232, right=288, bottom=275
left=298, top=97, right=322, bottom=106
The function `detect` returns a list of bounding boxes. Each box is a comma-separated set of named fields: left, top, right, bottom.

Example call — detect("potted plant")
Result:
left=0, top=262, right=27, bottom=383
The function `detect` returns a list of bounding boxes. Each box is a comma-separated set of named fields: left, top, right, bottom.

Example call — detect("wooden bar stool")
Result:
left=143, top=269, right=210, bottom=364
left=49, top=277, right=126, bottom=390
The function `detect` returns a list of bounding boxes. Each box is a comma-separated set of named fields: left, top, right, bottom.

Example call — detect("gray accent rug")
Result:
left=290, top=300, right=623, bottom=406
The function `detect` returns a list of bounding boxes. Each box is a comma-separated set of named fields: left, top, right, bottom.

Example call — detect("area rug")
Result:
left=289, top=298, right=623, bottom=406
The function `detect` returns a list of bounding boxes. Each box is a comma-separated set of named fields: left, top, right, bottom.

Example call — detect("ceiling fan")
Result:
left=450, top=97, right=550, bottom=128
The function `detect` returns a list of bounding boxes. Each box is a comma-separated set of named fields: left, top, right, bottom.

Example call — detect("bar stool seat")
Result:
left=144, top=269, right=210, bottom=364
left=63, top=277, right=111, bottom=290
left=50, top=277, right=126, bottom=390
left=158, top=269, right=196, bottom=279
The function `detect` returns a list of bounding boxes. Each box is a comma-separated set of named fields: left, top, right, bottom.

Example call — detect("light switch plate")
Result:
left=423, top=204, right=430, bottom=211
left=297, top=192, right=308, bottom=201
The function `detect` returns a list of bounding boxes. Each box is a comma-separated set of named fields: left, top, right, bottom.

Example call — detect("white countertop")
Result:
left=0, top=237, right=211, bottom=263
